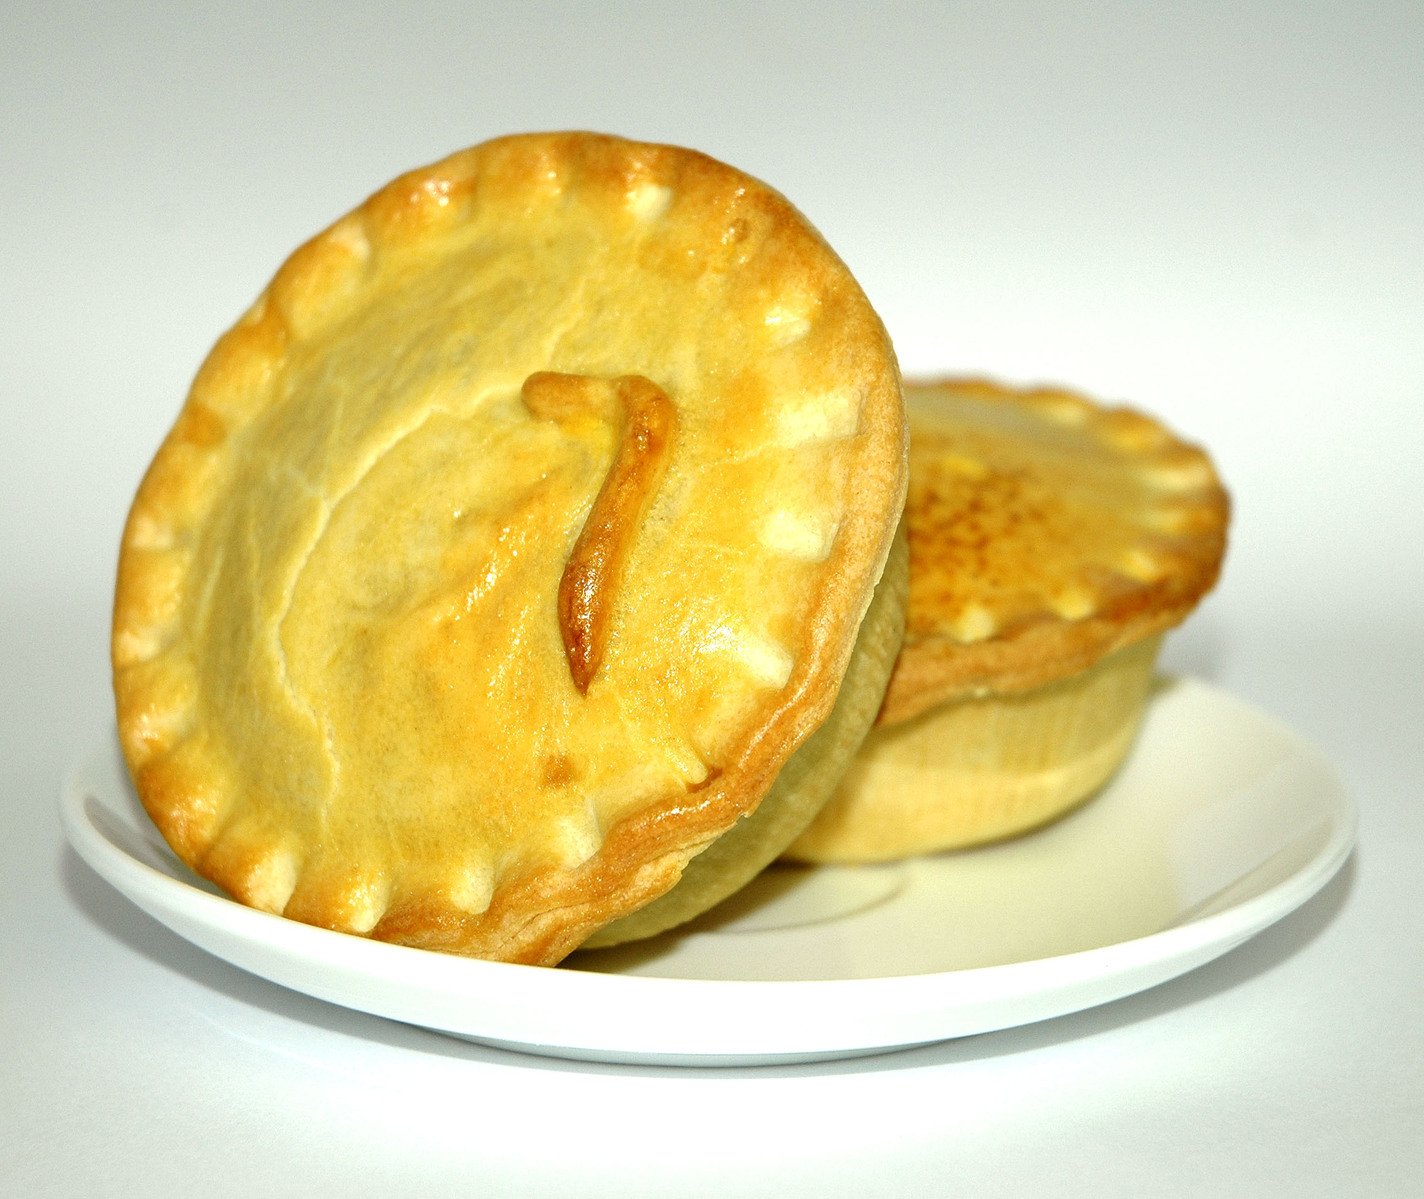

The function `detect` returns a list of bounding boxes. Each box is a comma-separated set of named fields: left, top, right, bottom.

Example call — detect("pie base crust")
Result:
left=786, top=635, right=1158, bottom=861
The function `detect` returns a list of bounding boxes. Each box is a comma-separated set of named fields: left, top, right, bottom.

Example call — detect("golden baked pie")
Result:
left=113, top=132, right=907, bottom=964
left=787, top=377, right=1227, bottom=862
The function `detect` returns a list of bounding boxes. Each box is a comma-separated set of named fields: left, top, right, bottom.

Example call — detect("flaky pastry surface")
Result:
left=880, top=378, right=1227, bottom=725
left=113, top=133, right=905, bottom=965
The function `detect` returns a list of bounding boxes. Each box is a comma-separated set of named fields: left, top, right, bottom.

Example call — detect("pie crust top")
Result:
left=113, top=133, right=905, bottom=965
left=880, top=377, right=1227, bottom=725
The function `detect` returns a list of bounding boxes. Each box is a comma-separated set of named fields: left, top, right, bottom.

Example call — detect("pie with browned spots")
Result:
left=788, top=377, right=1227, bottom=862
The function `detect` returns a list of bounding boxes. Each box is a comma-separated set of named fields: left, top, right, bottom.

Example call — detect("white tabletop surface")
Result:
left=3, top=3, right=1421, bottom=1194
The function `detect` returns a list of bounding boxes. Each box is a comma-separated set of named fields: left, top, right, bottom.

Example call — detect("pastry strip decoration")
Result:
left=522, top=371, right=676, bottom=694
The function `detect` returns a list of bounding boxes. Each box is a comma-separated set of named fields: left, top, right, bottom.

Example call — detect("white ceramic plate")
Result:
left=61, top=678, right=1353, bottom=1066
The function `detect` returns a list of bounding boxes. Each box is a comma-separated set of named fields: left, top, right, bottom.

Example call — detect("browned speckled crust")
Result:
left=879, top=378, right=1228, bottom=726
left=113, top=133, right=905, bottom=966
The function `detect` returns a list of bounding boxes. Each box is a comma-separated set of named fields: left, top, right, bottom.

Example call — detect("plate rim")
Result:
left=59, top=677, right=1356, bottom=1062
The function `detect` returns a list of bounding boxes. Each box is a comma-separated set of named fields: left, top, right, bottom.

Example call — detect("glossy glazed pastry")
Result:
left=114, top=133, right=907, bottom=964
left=788, top=377, right=1227, bottom=862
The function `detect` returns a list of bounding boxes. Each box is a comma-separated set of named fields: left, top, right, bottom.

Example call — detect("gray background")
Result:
left=3, top=3, right=1421, bottom=1194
